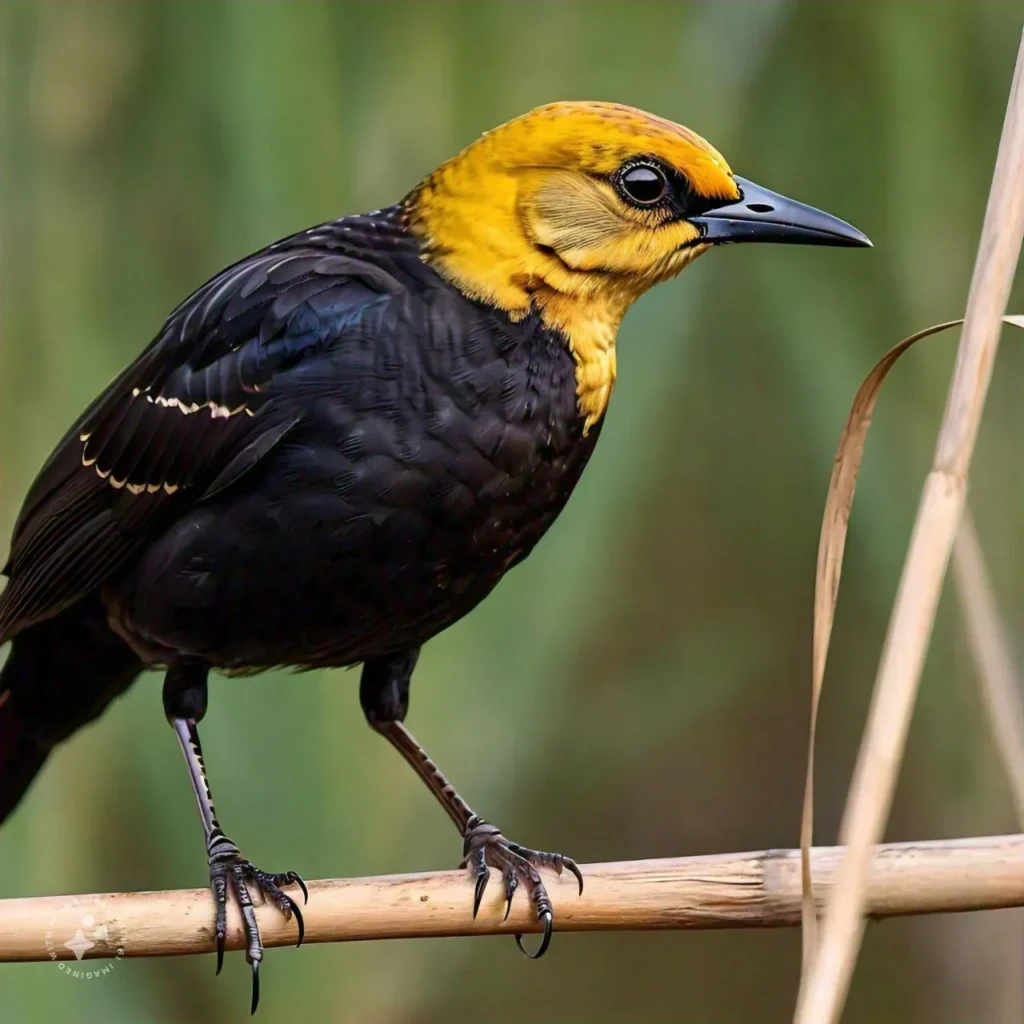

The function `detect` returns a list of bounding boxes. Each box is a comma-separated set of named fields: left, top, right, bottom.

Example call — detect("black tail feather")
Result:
left=0, top=598, right=143, bottom=825
left=0, top=698, right=48, bottom=825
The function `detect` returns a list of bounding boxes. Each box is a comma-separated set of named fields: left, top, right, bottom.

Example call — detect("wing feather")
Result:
left=0, top=218, right=409, bottom=640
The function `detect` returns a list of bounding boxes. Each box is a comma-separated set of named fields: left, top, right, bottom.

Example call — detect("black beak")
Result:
left=690, top=176, right=871, bottom=248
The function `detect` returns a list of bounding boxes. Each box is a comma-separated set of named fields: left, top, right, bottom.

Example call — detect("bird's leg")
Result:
left=360, top=651, right=582, bottom=958
left=163, top=659, right=307, bottom=1014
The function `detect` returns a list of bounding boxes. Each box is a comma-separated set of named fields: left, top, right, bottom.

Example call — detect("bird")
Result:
left=0, top=101, right=869, bottom=1012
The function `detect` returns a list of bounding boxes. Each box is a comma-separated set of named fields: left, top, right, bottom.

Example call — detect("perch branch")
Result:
left=2, top=834, right=1024, bottom=963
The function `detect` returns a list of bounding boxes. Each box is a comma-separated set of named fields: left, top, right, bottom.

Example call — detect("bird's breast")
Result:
left=273, top=303, right=604, bottom=611
left=325, top=307, right=600, bottom=570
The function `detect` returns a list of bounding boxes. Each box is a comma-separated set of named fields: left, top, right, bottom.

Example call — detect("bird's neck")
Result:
left=405, top=181, right=639, bottom=433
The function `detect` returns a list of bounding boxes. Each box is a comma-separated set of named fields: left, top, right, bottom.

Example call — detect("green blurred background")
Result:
left=2, top=2, right=1024, bottom=1022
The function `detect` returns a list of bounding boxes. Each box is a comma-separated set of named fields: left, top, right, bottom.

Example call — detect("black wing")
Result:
left=0, top=220, right=409, bottom=639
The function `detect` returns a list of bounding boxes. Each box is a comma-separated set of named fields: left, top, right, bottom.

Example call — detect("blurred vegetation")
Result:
left=2, top=2, right=1024, bottom=1022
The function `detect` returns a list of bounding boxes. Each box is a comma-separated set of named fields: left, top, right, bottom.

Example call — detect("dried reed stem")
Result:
left=795, top=30, right=1024, bottom=1024
left=954, top=512, right=1024, bottom=1024
left=954, top=511, right=1024, bottom=825
left=1, top=836, right=1023, bottom=963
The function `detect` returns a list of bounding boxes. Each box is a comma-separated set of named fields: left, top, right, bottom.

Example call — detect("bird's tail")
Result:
left=0, top=598, right=144, bottom=825
left=0, top=692, right=48, bottom=828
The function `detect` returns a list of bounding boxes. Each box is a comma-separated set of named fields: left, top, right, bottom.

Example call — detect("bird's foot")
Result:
left=460, top=815, right=583, bottom=959
left=209, top=845, right=308, bottom=1014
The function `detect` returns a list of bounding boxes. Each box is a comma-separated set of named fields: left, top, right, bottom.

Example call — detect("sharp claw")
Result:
left=538, top=910, right=554, bottom=958
left=277, top=870, right=308, bottom=905
left=536, top=910, right=554, bottom=959
left=291, top=899, right=305, bottom=948
left=472, top=863, right=490, bottom=919
left=567, top=860, right=584, bottom=896
left=250, top=960, right=260, bottom=1015
left=216, top=939, right=224, bottom=976
left=514, top=910, right=553, bottom=960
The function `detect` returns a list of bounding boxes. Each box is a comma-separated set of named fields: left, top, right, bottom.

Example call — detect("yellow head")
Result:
left=406, top=101, right=868, bottom=429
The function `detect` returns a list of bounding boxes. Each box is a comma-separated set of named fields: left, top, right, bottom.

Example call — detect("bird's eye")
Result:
left=619, top=164, right=668, bottom=206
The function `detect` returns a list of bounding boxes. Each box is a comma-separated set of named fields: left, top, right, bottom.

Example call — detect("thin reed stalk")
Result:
left=795, top=29, right=1024, bottom=1024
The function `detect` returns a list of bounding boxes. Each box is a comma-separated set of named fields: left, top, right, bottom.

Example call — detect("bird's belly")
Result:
left=108, top=417, right=601, bottom=670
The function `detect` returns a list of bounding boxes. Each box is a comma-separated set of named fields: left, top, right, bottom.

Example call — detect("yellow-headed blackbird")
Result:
left=0, top=102, right=869, bottom=1010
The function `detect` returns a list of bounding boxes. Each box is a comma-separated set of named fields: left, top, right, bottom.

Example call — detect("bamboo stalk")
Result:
left=795, top=29, right=1024, bottom=1024
left=1, top=835, right=1023, bottom=963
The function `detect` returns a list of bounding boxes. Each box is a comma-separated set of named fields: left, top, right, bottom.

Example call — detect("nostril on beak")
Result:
left=746, top=203, right=774, bottom=213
